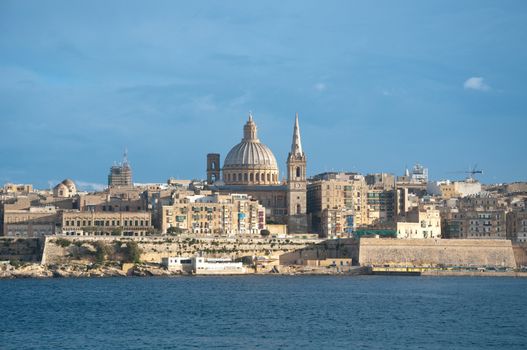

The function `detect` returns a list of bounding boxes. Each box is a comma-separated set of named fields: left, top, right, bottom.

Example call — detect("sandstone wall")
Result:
left=0, top=238, right=42, bottom=262
left=41, top=235, right=321, bottom=265
left=279, top=239, right=359, bottom=265
left=512, top=244, right=527, bottom=267
left=359, top=238, right=516, bottom=268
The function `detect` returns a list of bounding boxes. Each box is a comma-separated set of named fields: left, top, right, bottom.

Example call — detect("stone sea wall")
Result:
left=0, top=238, right=42, bottom=262
left=41, top=235, right=322, bottom=265
left=359, top=238, right=517, bottom=268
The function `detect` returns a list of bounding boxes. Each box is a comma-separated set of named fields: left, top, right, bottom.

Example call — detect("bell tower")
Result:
left=207, top=153, right=220, bottom=184
left=287, top=113, right=309, bottom=232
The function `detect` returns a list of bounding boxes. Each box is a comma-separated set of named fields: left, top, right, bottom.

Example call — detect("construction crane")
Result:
left=449, top=165, right=483, bottom=181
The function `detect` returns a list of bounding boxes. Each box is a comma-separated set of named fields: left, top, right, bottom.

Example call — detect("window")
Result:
left=296, top=167, right=301, bottom=178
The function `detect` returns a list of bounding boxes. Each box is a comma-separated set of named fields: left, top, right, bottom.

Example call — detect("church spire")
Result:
left=290, top=112, right=303, bottom=156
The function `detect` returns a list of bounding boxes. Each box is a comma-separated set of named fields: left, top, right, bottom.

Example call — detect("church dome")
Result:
left=224, top=141, right=278, bottom=169
left=222, top=115, right=279, bottom=185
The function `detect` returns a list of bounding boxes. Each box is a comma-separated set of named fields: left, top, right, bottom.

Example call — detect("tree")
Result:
left=111, top=228, right=123, bottom=236
left=167, top=227, right=183, bottom=235
left=124, top=241, right=142, bottom=263
left=95, top=241, right=114, bottom=264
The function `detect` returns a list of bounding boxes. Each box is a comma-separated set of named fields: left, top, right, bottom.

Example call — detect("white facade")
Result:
left=162, top=256, right=247, bottom=274
left=397, top=208, right=441, bottom=239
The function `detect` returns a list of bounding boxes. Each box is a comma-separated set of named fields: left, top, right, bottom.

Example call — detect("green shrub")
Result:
left=54, top=238, right=71, bottom=248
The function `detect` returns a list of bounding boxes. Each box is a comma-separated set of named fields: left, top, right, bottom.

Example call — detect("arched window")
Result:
left=256, top=173, right=259, bottom=182
left=297, top=204, right=301, bottom=214
left=250, top=173, right=254, bottom=182
left=296, top=166, right=301, bottom=178
left=238, top=173, right=242, bottom=182
left=244, top=173, right=248, bottom=182
left=211, top=162, right=216, bottom=170
left=267, top=173, right=271, bottom=182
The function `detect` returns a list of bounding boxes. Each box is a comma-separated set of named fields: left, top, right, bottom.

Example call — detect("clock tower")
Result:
left=287, top=113, right=309, bottom=232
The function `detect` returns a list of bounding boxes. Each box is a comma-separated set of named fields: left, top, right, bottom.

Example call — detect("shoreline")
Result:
left=2, top=262, right=527, bottom=279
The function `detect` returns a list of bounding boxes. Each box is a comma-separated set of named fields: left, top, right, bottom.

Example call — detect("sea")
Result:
left=1, top=276, right=526, bottom=349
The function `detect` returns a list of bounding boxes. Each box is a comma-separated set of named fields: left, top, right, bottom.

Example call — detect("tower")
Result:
left=207, top=153, right=221, bottom=184
left=108, top=150, right=133, bottom=188
left=287, top=113, right=309, bottom=232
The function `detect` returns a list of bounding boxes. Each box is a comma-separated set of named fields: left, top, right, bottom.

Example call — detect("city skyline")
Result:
left=1, top=1, right=527, bottom=188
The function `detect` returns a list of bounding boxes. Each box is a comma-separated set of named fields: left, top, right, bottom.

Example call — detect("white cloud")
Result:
left=313, top=83, right=327, bottom=92
left=76, top=181, right=106, bottom=192
left=464, top=77, right=490, bottom=91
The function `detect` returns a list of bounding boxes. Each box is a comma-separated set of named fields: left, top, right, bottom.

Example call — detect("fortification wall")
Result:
left=279, top=239, right=359, bottom=265
left=41, top=235, right=321, bottom=265
left=0, top=238, right=42, bottom=262
left=512, top=244, right=527, bottom=267
left=359, top=238, right=517, bottom=268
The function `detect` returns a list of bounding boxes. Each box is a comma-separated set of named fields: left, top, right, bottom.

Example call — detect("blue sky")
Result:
left=1, top=1, right=526, bottom=189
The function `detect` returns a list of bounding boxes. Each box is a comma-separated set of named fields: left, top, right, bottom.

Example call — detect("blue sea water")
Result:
left=1, top=276, right=526, bottom=349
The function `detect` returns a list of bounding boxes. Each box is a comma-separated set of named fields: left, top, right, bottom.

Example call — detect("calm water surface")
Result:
left=1, top=276, right=526, bottom=349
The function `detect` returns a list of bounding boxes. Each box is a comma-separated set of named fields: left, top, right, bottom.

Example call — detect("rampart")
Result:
left=41, top=235, right=322, bottom=265
left=0, top=238, right=42, bottom=262
left=279, top=239, right=359, bottom=265
left=359, top=238, right=517, bottom=268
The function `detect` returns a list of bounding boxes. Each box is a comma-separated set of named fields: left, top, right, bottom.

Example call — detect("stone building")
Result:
left=60, top=210, right=152, bottom=236
left=53, top=179, right=78, bottom=198
left=3, top=206, right=58, bottom=237
left=442, top=192, right=506, bottom=239
left=307, top=172, right=368, bottom=236
left=159, top=193, right=265, bottom=235
left=366, top=188, right=396, bottom=227
left=506, top=209, right=527, bottom=243
left=207, top=113, right=309, bottom=233
left=396, top=205, right=441, bottom=239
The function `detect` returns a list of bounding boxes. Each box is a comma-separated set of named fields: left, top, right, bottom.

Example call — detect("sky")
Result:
left=1, top=1, right=526, bottom=190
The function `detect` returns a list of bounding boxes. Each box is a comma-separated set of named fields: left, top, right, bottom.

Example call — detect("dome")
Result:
left=222, top=114, right=280, bottom=185
left=224, top=142, right=278, bottom=169
left=61, top=179, right=77, bottom=193
left=53, top=183, right=69, bottom=197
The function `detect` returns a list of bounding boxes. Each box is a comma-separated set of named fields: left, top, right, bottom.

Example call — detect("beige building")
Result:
left=207, top=113, right=309, bottom=232
left=366, top=188, right=396, bottom=227
left=160, top=193, right=265, bottom=235
left=396, top=205, right=441, bottom=239
left=427, top=179, right=482, bottom=199
left=506, top=209, right=527, bottom=243
left=3, top=206, right=58, bottom=237
left=60, top=210, right=152, bottom=236
left=2, top=183, right=33, bottom=195
left=307, top=172, right=368, bottom=236
left=442, top=193, right=506, bottom=239
left=53, top=179, right=77, bottom=198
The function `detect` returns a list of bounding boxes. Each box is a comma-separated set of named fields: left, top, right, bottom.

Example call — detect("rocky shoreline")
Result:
left=0, top=262, right=370, bottom=279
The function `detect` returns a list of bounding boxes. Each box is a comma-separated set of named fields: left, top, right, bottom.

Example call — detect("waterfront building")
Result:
left=60, top=210, right=152, bottom=236
left=162, top=256, right=246, bottom=275
left=442, top=192, right=506, bottom=239
left=3, top=206, right=58, bottom=237
left=506, top=209, right=527, bottom=243
left=396, top=205, right=441, bottom=239
left=207, top=113, right=309, bottom=232
left=306, top=172, right=367, bottom=236
left=366, top=188, right=396, bottom=227
left=160, top=193, right=265, bottom=235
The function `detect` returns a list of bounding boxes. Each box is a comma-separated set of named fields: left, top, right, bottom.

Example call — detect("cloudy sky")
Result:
left=1, top=1, right=526, bottom=189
